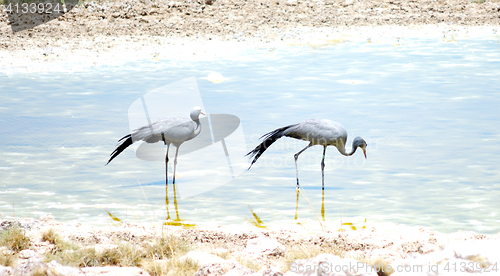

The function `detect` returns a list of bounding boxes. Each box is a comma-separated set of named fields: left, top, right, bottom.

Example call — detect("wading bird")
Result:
left=247, top=119, right=367, bottom=220
left=246, top=119, right=367, bottom=191
left=106, top=107, right=204, bottom=186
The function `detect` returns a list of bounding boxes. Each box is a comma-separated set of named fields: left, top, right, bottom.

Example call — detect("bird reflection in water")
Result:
left=293, top=188, right=327, bottom=224
left=164, top=181, right=196, bottom=228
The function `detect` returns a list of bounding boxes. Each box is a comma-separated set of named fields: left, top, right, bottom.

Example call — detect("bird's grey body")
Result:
left=246, top=119, right=367, bottom=190
left=131, top=116, right=201, bottom=146
left=107, top=107, right=204, bottom=185
left=283, top=119, right=348, bottom=150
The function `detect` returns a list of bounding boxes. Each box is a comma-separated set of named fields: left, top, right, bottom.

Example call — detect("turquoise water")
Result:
left=1, top=37, right=500, bottom=234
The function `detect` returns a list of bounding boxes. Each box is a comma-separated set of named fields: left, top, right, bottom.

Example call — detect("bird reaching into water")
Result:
left=106, top=106, right=204, bottom=186
left=246, top=119, right=367, bottom=190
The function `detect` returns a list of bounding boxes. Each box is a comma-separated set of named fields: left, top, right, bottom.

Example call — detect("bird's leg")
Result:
left=321, top=146, right=326, bottom=191
left=295, top=188, right=299, bottom=220
left=321, top=146, right=326, bottom=221
left=322, top=188, right=325, bottom=222
left=173, top=146, right=180, bottom=221
left=173, top=176, right=180, bottom=221
left=162, top=135, right=170, bottom=220
left=173, top=146, right=179, bottom=185
left=162, top=135, right=170, bottom=186
left=293, top=143, right=312, bottom=190
left=165, top=145, right=170, bottom=186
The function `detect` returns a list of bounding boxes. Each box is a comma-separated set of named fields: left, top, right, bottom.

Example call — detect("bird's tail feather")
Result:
left=106, top=134, right=133, bottom=166
left=245, top=124, right=297, bottom=169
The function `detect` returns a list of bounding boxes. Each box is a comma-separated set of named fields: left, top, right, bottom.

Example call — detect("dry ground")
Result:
left=1, top=217, right=498, bottom=275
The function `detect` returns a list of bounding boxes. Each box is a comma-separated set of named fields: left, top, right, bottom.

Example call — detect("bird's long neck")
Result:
left=337, top=140, right=358, bottom=156
left=192, top=118, right=202, bottom=138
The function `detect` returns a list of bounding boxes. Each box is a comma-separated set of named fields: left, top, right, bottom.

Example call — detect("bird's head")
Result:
left=353, top=136, right=367, bottom=158
left=190, top=106, right=205, bottom=120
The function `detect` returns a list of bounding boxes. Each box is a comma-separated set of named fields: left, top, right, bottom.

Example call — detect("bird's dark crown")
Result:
left=353, top=136, right=367, bottom=148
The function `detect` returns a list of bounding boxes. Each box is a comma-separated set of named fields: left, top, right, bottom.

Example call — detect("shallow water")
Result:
left=1, top=36, right=500, bottom=234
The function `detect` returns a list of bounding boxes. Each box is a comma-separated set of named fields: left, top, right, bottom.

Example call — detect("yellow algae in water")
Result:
left=338, top=219, right=367, bottom=232
left=341, top=222, right=357, bottom=231
left=247, top=206, right=267, bottom=229
left=207, top=72, right=225, bottom=83
left=107, top=211, right=121, bottom=222
left=163, top=221, right=197, bottom=229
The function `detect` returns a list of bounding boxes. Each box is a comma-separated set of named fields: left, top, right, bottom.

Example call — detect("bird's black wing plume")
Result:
left=106, top=134, right=133, bottom=166
left=246, top=124, right=298, bottom=169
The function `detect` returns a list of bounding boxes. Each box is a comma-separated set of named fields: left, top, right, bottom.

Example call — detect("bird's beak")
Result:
left=201, top=111, right=206, bottom=116
left=362, top=148, right=367, bottom=159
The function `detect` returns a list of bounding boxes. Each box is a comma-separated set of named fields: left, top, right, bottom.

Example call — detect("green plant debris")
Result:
left=284, top=242, right=344, bottom=270
left=212, top=249, right=230, bottom=260
left=144, top=235, right=191, bottom=260
left=0, top=252, right=17, bottom=267
left=235, top=256, right=261, bottom=272
left=40, top=228, right=192, bottom=273
left=142, top=257, right=200, bottom=276
left=45, top=242, right=146, bottom=267
left=31, top=267, right=50, bottom=276
left=141, top=235, right=196, bottom=275
left=41, top=230, right=147, bottom=267
left=42, top=228, right=78, bottom=255
left=0, top=225, right=31, bottom=253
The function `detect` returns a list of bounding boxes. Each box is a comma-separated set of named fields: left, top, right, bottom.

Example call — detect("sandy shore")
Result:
left=1, top=24, right=499, bottom=73
left=1, top=0, right=500, bottom=71
left=1, top=216, right=499, bottom=275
